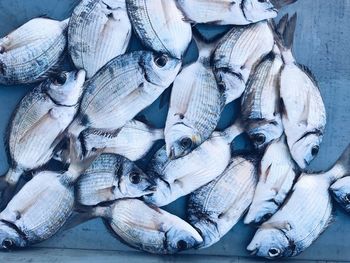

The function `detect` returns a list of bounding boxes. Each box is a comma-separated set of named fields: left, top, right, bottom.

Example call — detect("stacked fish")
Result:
left=0, top=0, right=349, bottom=259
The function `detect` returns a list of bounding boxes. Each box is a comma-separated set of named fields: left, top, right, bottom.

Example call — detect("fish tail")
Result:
left=270, top=0, right=298, bottom=10
left=223, top=118, right=245, bottom=143
left=0, top=168, right=23, bottom=210
left=324, top=144, right=350, bottom=183
left=65, top=135, right=103, bottom=182
left=192, top=27, right=223, bottom=59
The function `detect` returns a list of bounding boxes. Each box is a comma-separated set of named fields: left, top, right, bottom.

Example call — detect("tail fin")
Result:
left=0, top=168, right=23, bottom=211
left=270, top=0, right=298, bottom=9
left=192, top=27, right=222, bottom=60
left=324, top=144, right=350, bottom=184
left=223, top=118, right=245, bottom=143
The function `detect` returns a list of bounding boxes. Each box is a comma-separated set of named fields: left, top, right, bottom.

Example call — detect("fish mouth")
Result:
left=249, top=248, right=258, bottom=256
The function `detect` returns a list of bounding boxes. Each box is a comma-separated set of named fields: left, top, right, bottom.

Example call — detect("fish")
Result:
left=76, top=153, right=156, bottom=206
left=187, top=155, right=258, bottom=248
left=247, top=144, right=350, bottom=259
left=244, top=135, right=298, bottom=225
left=176, top=0, right=297, bottom=25
left=64, top=199, right=203, bottom=254
left=241, top=46, right=284, bottom=150
left=144, top=121, right=243, bottom=207
left=78, top=120, right=164, bottom=161
left=66, top=51, right=181, bottom=138
left=329, top=146, right=350, bottom=212
left=213, top=21, right=274, bottom=104
left=0, top=70, right=86, bottom=210
left=0, top=137, right=100, bottom=249
left=126, top=0, right=192, bottom=59
left=68, top=0, right=132, bottom=78
left=276, top=14, right=326, bottom=169
left=0, top=17, right=68, bottom=85
left=164, top=30, right=224, bottom=160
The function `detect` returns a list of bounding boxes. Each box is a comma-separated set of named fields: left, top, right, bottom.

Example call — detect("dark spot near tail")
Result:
left=80, top=114, right=90, bottom=126
left=0, top=60, right=6, bottom=75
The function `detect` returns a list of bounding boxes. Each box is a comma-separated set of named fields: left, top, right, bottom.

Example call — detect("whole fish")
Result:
left=277, top=14, right=326, bottom=169
left=247, top=144, right=350, bottom=259
left=79, top=120, right=164, bottom=161
left=244, top=135, right=298, bottom=225
left=69, top=0, right=131, bottom=78
left=241, top=47, right=283, bottom=150
left=0, top=137, right=99, bottom=249
left=76, top=153, right=155, bottom=206
left=176, top=0, right=297, bottom=25
left=0, top=17, right=68, bottom=85
left=144, top=121, right=243, bottom=207
left=213, top=21, right=274, bottom=104
left=0, top=70, right=86, bottom=210
left=187, top=155, right=258, bottom=248
left=126, top=0, right=192, bottom=59
left=65, top=199, right=203, bottom=254
left=66, top=51, right=181, bottom=137
left=164, top=32, right=224, bottom=160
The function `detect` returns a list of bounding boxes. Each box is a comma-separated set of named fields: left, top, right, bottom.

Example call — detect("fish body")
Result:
left=176, top=0, right=281, bottom=25
left=0, top=70, right=86, bottom=209
left=145, top=122, right=243, bottom=206
left=247, top=144, right=350, bottom=258
left=69, top=0, right=132, bottom=78
left=244, top=135, right=298, bottom=225
left=79, top=120, right=164, bottom=161
left=213, top=21, right=274, bottom=104
left=164, top=34, right=224, bottom=159
left=241, top=47, right=283, bottom=150
left=0, top=18, right=68, bottom=84
left=76, top=153, right=155, bottom=206
left=126, top=0, right=192, bottom=59
left=188, top=155, right=258, bottom=248
left=67, top=51, right=181, bottom=137
left=277, top=14, right=326, bottom=169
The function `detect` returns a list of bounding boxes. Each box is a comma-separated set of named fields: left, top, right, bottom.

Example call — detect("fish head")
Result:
left=247, top=228, right=292, bottom=259
left=164, top=224, right=203, bottom=253
left=247, top=120, right=283, bottom=151
left=290, top=132, right=322, bottom=169
left=243, top=0, right=278, bottom=22
left=46, top=70, right=86, bottom=106
left=118, top=161, right=156, bottom=197
left=165, top=124, right=200, bottom=160
left=0, top=222, right=27, bottom=250
left=141, top=52, right=181, bottom=87
left=214, top=69, right=246, bottom=104
left=331, top=177, right=350, bottom=212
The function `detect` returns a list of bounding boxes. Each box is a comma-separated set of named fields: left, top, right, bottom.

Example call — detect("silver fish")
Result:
left=0, top=70, right=86, bottom=209
left=247, top=144, right=350, bottom=259
left=213, top=21, right=274, bottom=104
left=176, top=0, right=296, bottom=25
left=76, top=153, right=155, bottom=206
left=164, top=33, right=224, bottom=160
left=66, top=199, right=203, bottom=254
left=0, top=17, right=68, bottom=85
left=69, top=0, right=131, bottom=78
left=79, top=120, right=164, bottom=161
left=244, top=135, right=298, bottom=225
left=144, top=121, right=243, bottom=207
left=67, top=51, right=181, bottom=137
left=0, top=138, right=99, bottom=249
left=277, top=14, right=326, bottom=169
left=126, top=0, right=192, bottom=59
left=241, top=46, right=284, bottom=150
left=329, top=146, right=350, bottom=212
left=188, top=155, right=258, bottom=248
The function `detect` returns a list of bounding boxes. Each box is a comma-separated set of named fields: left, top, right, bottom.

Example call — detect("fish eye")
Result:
left=91, top=147, right=97, bottom=152
left=2, top=238, right=14, bottom=249
left=176, top=240, right=188, bottom=250
left=311, top=145, right=320, bottom=157
left=253, top=133, right=266, bottom=146
left=180, top=137, right=193, bottom=149
left=268, top=248, right=281, bottom=258
left=129, top=172, right=141, bottom=184
left=154, top=54, right=168, bottom=68
left=52, top=72, right=67, bottom=86
left=345, top=194, right=350, bottom=204
left=261, top=213, right=273, bottom=222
